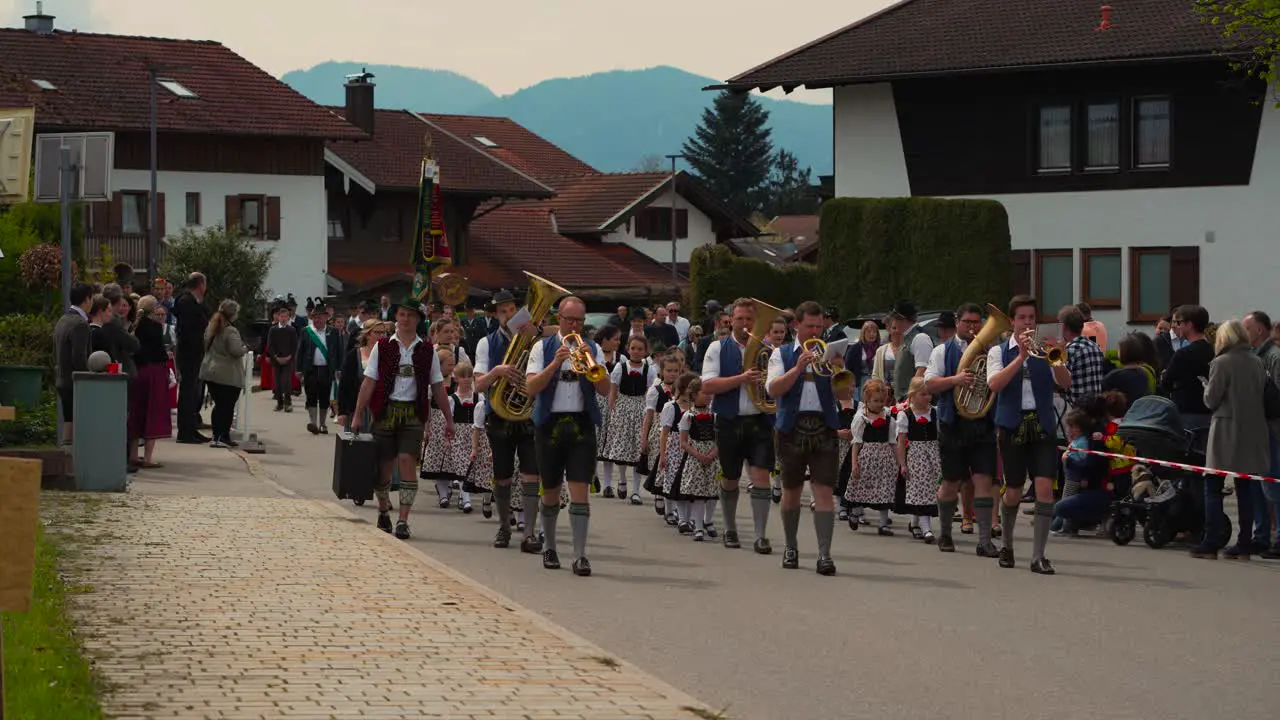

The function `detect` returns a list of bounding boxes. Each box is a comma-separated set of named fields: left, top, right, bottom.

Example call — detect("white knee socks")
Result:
left=692, top=500, right=706, bottom=530
left=704, top=498, right=717, bottom=526
left=602, top=462, right=615, bottom=489
left=918, top=515, right=932, bottom=532
left=878, top=509, right=891, bottom=526
left=618, top=465, right=629, bottom=491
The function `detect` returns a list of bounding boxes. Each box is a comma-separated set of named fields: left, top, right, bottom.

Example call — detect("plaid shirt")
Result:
left=1063, top=335, right=1106, bottom=407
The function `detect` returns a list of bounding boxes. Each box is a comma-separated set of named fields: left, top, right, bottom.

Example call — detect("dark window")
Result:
left=635, top=207, right=689, bottom=240
left=225, top=194, right=280, bottom=240
left=1010, top=249, right=1031, bottom=298
left=1085, top=102, right=1120, bottom=170
left=1080, top=248, right=1121, bottom=309
left=1135, top=97, right=1172, bottom=168
left=1129, top=246, right=1199, bottom=323
left=1037, top=105, right=1072, bottom=173
left=240, top=197, right=263, bottom=237
left=1034, top=249, right=1073, bottom=323
left=185, top=192, right=200, bottom=226
left=121, top=192, right=148, bottom=234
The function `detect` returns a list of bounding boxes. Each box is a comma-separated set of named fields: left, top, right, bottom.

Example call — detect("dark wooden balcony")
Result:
left=83, top=234, right=166, bottom=273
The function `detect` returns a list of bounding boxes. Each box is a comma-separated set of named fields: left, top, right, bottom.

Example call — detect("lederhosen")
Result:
left=994, top=342, right=1059, bottom=487
left=936, top=337, right=998, bottom=482
left=774, top=342, right=841, bottom=488
left=484, top=328, right=538, bottom=480
left=712, top=337, right=775, bottom=478
left=532, top=334, right=603, bottom=488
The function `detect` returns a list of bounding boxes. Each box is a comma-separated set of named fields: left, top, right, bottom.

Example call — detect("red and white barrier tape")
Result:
left=1058, top=446, right=1279, bottom=484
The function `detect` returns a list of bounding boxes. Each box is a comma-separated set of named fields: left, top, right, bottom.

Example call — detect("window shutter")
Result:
left=155, top=192, right=166, bottom=238
left=635, top=209, right=649, bottom=239
left=109, top=192, right=123, bottom=233
left=1010, top=249, right=1031, bottom=297
left=265, top=196, right=281, bottom=240
left=676, top=209, right=689, bottom=239
left=225, top=195, right=241, bottom=234
left=1168, top=246, right=1200, bottom=307
left=90, top=199, right=110, bottom=234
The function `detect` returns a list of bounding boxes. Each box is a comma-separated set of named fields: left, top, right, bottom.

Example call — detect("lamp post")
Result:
left=664, top=153, right=684, bottom=282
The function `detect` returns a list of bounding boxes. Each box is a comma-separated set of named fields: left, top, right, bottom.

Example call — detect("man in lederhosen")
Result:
left=925, top=303, right=1000, bottom=557
left=524, top=296, right=611, bottom=576
left=766, top=301, right=841, bottom=575
left=701, top=297, right=776, bottom=553
left=985, top=295, right=1072, bottom=574
left=474, top=289, right=541, bottom=551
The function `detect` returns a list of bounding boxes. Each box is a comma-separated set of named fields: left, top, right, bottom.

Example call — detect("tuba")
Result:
left=742, top=299, right=786, bottom=413
left=955, top=304, right=1013, bottom=419
left=489, top=272, right=570, bottom=422
left=801, top=338, right=856, bottom=395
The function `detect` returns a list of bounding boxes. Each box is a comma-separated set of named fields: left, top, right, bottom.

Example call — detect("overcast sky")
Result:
left=1, top=0, right=900, bottom=104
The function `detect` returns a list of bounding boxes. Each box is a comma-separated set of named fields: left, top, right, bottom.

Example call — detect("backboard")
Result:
left=33, top=131, right=113, bottom=203
left=0, top=107, right=36, bottom=204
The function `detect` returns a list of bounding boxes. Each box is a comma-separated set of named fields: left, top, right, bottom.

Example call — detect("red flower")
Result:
left=1105, top=421, right=1119, bottom=436
left=629, top=370, right=642, bottom=376
left=916, top=415, right=930, bottom=424
left=695, top=413, right=712, bottom=421
left=871, top=417, right=887, bottom=428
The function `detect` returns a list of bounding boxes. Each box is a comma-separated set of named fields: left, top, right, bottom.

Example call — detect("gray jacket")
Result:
left=1204, top=346, right=1271, bottom=475
left=198, top=326, right=249, bottom=388
left=53, top=308, right=89, bottom=390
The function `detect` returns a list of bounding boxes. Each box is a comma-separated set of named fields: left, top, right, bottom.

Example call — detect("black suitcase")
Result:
left=333, top=432, right=377, bottom=505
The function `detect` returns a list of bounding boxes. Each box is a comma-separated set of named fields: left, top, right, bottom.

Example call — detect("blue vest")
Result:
left=994, top=342, right=1056, bottom=435
left=484, top=329, right=510, bottom=401
left=773, top=343, right=841, bottom=432
left=936, top=338, right=965, bottom=424
left=711, top=337, right=744, bottom=419
left=531, top=334, right=604, bottom=427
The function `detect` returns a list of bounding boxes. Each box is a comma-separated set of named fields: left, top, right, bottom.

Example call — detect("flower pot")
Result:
left=0, top=365, right=43, bottom=411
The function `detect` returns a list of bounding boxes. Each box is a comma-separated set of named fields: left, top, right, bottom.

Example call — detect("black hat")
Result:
left=705, top=299, right=722, bottom=312
left=491, top=289, right=516, bottom=305
left=824, top=305, right=840, bottom=320
left=286, top=293, right=298, bottom=308
left=936, top=311, right=956, bottom=329
left=308, top=298, right=329, bottom=316
left=889, top=300, right=918, bottom=322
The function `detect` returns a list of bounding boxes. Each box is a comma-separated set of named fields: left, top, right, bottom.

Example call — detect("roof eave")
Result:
left=324, top=148, right=376, bottom=195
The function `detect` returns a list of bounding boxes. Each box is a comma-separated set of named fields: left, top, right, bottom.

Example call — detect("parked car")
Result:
left=840, top=309, right=948, bottom=343
left=584, top=312, right=616, bottom=334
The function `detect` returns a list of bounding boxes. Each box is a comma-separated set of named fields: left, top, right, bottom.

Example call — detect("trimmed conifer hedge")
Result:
left=689, top=244, right=818, bottom=310
left=818, top=197, right=1011, bottom=316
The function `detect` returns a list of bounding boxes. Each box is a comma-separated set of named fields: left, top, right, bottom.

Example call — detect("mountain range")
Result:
left=281, top=62, right=833, bottom=176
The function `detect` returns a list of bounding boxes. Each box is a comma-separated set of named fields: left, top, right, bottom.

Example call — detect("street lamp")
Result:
left=664, top=153, right=684, bottom=282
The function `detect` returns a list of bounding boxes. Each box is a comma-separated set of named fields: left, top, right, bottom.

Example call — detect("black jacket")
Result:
left=1154, top=332, right=1174, bottom=374
left=97, top=316, right=141, bottom=377
left=172, top=290, right=210, bottom=358
left=265, top=324, right=298, bottom=364
left=336, top=346, right=363, bottom=417
left=297, top=324, right=342, bottom=374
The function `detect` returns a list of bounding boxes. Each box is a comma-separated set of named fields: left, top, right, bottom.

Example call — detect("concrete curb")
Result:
left=231, top=449, right=300, bottom=499
left=311, top=496, right=716, bottom=718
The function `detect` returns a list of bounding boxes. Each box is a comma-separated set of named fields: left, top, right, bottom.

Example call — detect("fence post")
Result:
left=236, top=352, right=265, bottom=454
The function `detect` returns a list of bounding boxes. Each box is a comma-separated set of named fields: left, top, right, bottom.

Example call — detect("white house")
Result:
left=0, top=7, right=364, bottom=301
left=719, top=0, right=1278, bottom=331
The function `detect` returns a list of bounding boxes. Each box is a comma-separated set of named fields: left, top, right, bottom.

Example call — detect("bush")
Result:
left=160, top=225, right=273, bottom=323
left=0, top=393, right=58, bottom=448
left=689, top=244, right=819, bottom=310
left=0, top=202, right=84, bottom=316
left=818, top=197, right=1011, bottom=315
left=0, top=314, right=56, bottom=383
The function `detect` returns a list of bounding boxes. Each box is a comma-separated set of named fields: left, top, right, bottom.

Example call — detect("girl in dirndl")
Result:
left=640, top=352, right=684, bottom=515
left=593, top=325, right=622, bottom=495
left=676, top=378, right=719, bottom=541
left=846, top=378, right=898, bottom=534
left=420, top=348, right=458, bottom=508
left=603, top=335, right=656, bottom=500
left=659, top=372, right=698, bottom=527
left=834, top=377, right=858, bottom=523
left=468, top=394, right=496, bottom=519
left=896, top=377, right=941, bottom=543
left=441, top=361, right=479, bottom=514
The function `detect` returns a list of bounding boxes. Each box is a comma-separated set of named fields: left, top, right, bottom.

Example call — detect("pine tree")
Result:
left=761, top=149, right=819, bottom=217
left=681, top=91, right=775, bottom=217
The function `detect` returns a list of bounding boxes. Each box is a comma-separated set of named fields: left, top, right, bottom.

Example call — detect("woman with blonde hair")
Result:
left=198, top=300, right=248, bottom=448
left=1191, top=319, right=1271, bottom=560
left=129, top=294, right=172, bottom=467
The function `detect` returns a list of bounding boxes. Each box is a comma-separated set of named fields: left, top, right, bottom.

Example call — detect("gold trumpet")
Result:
left=562, top=332, right=608, bottom=382
left=1023, top=331, right=1067, bottom=367
left=801, top=338, right=856, bottom=394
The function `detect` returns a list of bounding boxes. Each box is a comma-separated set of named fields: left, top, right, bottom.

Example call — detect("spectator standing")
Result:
left=1159, top=305, right=1214, bottom=442
left=102, top=283, right=142, bottom=472
left=1077, top=302, right=1109, bottom=351
left=646, top=306, right=679, bottom=352
left=130, top=295, right=172, bottom=468
left=666, top=302, right=691, bottom=343
left=53, top=283, right=94, bottom=443
left=173, top=272, right=212, bottom=444
left=1244, top=311, right=1280, bottom=556
left=1060, top=305, right=1106, bottom=408
left=199, top=300, right=249, bottom=449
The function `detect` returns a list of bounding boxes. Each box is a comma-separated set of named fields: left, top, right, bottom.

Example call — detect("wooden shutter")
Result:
left=634, top=209, right=650, bottom=239
left=90, top=199, right=110, bottom=234
left=1010, top=249, right=1031, bottom=297
left=225, top=195, right=241, bottom=234
left=265, top=196, right=281, bottom=240
left=1168, top=246, right=1200, bottom=307
left=155, top=192, right=166, bottom=238
left=109, top=192, right=123, bottom=233
left=676, top=209, right=689, bottom=239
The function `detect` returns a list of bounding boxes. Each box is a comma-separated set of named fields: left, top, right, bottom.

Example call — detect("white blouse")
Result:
left=850, top=407, right=896, bottom=444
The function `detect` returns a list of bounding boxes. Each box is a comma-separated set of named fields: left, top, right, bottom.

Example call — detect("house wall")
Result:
left=111, top=169, right=327, bottom=301
left=601, top=188, right=715, bottom=264
left=325, top=182, right=478, bottom=276
left=831, top=71, right=1280, bottom=332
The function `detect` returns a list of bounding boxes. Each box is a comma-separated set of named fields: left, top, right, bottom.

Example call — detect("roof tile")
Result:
left=418, top=113, right=599, bottom=184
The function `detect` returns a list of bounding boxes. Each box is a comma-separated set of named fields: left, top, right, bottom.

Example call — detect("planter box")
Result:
left=0, top=364, right=43, bottom=410
left=0, top=448, right=74, bottom=490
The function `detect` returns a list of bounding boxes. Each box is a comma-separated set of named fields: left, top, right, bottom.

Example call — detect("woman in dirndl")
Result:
left=593, top=324, right=622, bottom=493
left=640, top=352, right=683, bottom=514
left=603, top=334, right=656, bottom=500
left=895, top=377, right=941, bottom=543
left=660, top=372, right=698, bottom=527
left=441, top=361, right=479, bottom=514
left=420, top=348, right=458, bottom=508
left=845, top=378, right=899, bottom=534
left=129, top=295, right=173, bottom=467
left=675, top=378, right=719, bottom=541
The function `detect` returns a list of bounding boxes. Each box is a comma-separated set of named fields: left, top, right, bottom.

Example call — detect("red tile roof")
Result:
left=767, top=214, right=819, bottom=243
left=325, top=109, right=554, bottom=196
left=724, top=0, right=1242, bottom=91
left=0, top=28, right=362, bottom=139
left=542, top=172, right=672, bottom=233
left=419, top=113, right=599, bottom=185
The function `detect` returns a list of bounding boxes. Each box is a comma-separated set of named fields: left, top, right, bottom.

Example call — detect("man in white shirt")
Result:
left=765, top=301, right=841, bottom=576
left=353, top=297, right=452, bottom=540
left=891, top=301, right=935, bottom=402
left=297, top=299, right=342, bottom=435
left=924, top=303, right=999, bottom=557
left=473, top=289, right=541, bottom=551
left=701, top=297, right=777, bottom=554
left=666, top=301, right=691, bottom=343
left=985, top=294, right=1071, bottom=575
left=525, top=296, right=611, bottom=576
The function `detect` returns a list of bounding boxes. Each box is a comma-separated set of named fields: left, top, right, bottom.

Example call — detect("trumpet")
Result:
left=801, top=338, right=856, bottom=395
left=562, top=332, right=607, bottom=383
left=1022, top=330, right=1067, bottom=367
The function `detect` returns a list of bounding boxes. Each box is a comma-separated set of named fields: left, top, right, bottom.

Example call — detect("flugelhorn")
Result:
left=801, top=338, right=856, bottom=395
left=563, top=332, right=607, bottom=382
left=1023, top=330, right=1067, bottom=367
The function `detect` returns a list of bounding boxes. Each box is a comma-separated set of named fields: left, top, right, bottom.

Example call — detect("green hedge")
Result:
left=818, top=197, right=1011, bottom=315
left=0, top=314, right=56, bottom=385
left=689, top=244, right=819, bottom=310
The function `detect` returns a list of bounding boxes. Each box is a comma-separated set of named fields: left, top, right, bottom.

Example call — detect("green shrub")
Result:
left=160, top=225, right=273, bottom=324
left=0, top=314, right=56, bottom=383
left=0, top=392, right=58, bottom=448
left=818, top=197, right=1011, bottom=315
left=690, top=244, right=819, bottom=310
left=0, top=202, right=84, bottom=316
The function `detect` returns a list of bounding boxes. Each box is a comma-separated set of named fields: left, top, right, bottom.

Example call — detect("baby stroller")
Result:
left=1108, top=396, right=1231, bottom=549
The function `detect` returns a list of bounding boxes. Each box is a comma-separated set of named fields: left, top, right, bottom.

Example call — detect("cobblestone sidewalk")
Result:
left=46, top=494, right=712, bottom=720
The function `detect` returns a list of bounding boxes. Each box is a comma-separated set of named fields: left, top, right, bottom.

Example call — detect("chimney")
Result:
left=548, top=209, right=559, bottom=234
left=343, top=68, right=376, bottom=135
left=24, top=1, right=55, bottom=34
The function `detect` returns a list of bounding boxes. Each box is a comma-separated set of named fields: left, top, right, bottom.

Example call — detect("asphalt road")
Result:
left=240, top=390, right=1279, bottom=720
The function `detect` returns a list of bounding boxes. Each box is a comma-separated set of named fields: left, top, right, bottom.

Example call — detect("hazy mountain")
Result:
left=283, top=63, right=832, bottom=176
left=282, top=61, right=497, bottom=115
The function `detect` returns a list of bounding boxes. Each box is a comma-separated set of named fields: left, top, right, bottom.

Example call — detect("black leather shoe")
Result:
left=781, top=547, right=800, bottom=569
left=938, top=534, right=956, bottom=553
left=754, top=537, right=773, bottom=555
left=976, top=541, right=1000, bottom=558
left=543, top=548, right=561, bottom=569
left=816, top=556, right=836, bottom=576
left=723, top=530, right=741, bottom=549
left=376, top=512, right=393, bottom=533
left=572, top=557, right=591, bottom=577
left=602, top=486, right=615, bottom=499
left=394, top=521, right=410, bottom=540
left=998, top=546, right=1015, bottom=569
left=520, top=536, right=543, bottom=554
left=493, top=525, right=511, bottom=548
left=1030, top=558, right=1055, bottom=575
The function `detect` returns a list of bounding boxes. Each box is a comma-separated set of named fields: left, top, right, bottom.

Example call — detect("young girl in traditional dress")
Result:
left=603, top=335, right=656, bottom=500
left=659, top=372, right=698, bottom=527
left=834, top=378, right=858, bottom=523
left=677, top=378, right=720, bottom=541
left=468, top=393, right=496, bottom=519
left=593, top=325, right=622, bottom=494
left=439, top=361, right=479, bottom=514
left=420, top=348, right=457, bottom=508
left=641, top=352, right=684, bottom=515
left=896, top=377, right=941, bottom=543
left=846, top=378, right=898, bottom=534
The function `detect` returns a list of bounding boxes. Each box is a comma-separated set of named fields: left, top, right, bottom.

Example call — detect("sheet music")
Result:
left=507, top=307, right=532, bottom=334
left=822, top=338, right=849, bottom=363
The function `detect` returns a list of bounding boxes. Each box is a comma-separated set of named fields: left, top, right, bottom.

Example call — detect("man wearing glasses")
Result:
left=525, top=296, right=611, bottom=576
left=925, top=303, right=1001, bottom=557
left=1159, top=305, right=1214, bottom=442
left=666, top=301, right=691, bottom=343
